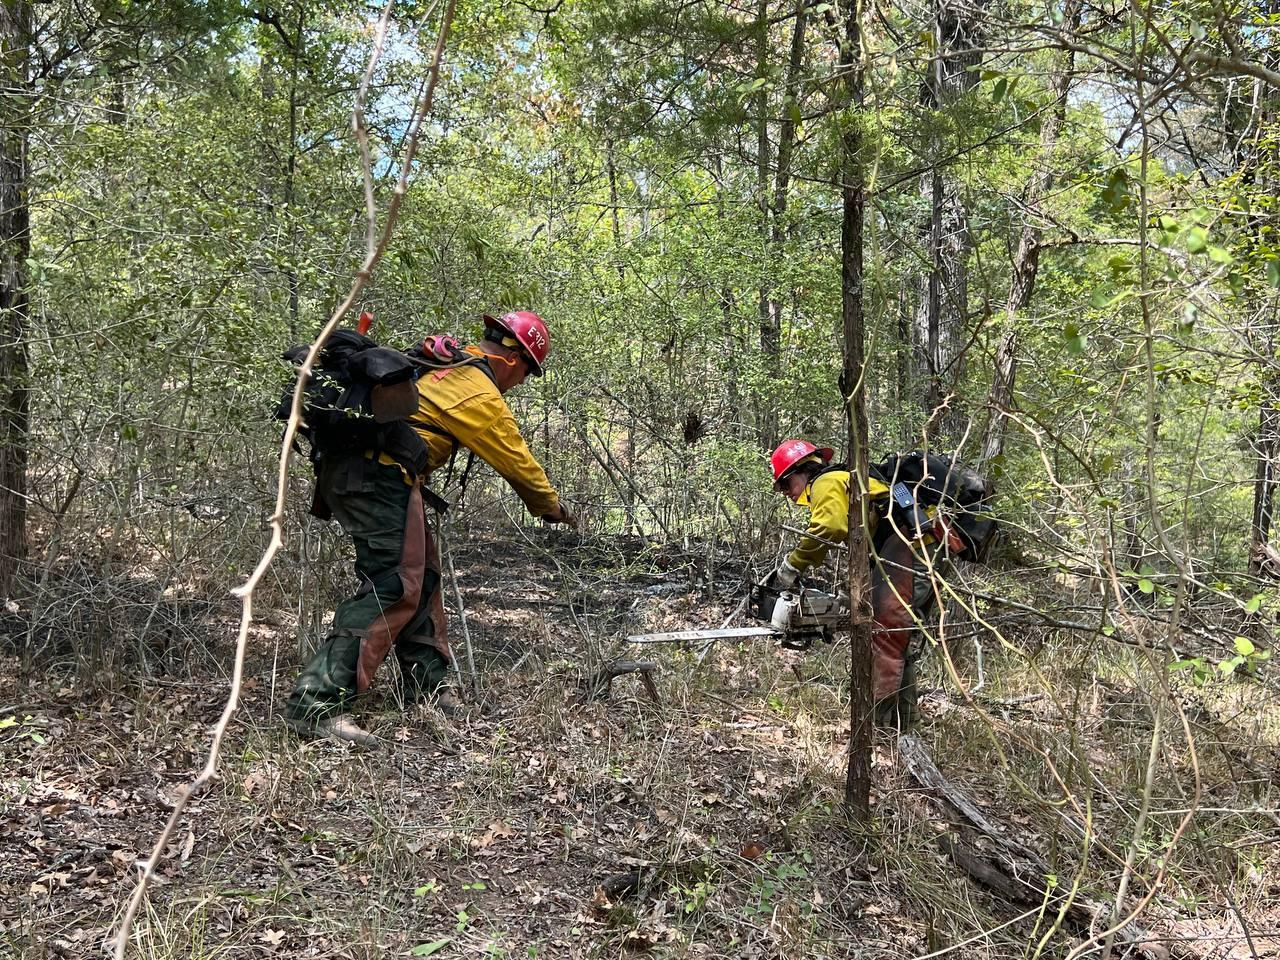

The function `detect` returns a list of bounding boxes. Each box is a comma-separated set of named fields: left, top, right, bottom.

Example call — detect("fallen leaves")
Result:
left=29, top=871, right=70, bottom=898
left=471, top=820, right=518, bottom=851
left=258, top=927, right=286, bottom=946
left=739, top=840, right=767, bottom=860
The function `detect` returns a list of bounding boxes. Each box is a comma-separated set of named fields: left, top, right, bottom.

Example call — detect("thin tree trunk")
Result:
left=755, top=0, right=779, bottom=447
left=763, top=0, right=808, bottom=384
left=913, top=0, right=984, bottom=438
left=1240, top=42, right=1279, bottom=576
left=980, top=0, right=1081, bottom=467
left=605, top=138, right=638, bottom=535
left=771, top=0, right=807, bottom=237
left=896, top=289, right=911, bottom=447
left=839, top=0, right=872, bottom=824
left=1250, top=365, right=1279, bottom=575
left=709, top=152, right=742, bottom=435
left=284, top=3, right=305, bottom=341
left=0, top=1, right=31, bottom=599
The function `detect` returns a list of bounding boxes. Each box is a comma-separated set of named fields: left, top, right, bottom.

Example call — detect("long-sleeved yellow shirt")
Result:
left=786, top=469, right=890, bottom=572
left=407, top=362, right=559, bottom=517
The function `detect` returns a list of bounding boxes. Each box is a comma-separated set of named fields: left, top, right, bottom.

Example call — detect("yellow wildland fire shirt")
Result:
left=381, top=362, right=559, bottom=517
left=787, top=469, right=891, bottom=572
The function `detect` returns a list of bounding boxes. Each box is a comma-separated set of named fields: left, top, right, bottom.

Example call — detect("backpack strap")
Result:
left=408, top=342, right=500, bottom=388
left=412, top=351, right=502, bottom=513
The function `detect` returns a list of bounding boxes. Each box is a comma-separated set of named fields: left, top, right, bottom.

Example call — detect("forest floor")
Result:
left=3, top=527, right=1279, bottom=959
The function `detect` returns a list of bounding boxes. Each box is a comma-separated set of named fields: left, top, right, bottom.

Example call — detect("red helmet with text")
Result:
left=770, top=438, right=834, bottom=487
left=487, top=311, right=550, bottom=376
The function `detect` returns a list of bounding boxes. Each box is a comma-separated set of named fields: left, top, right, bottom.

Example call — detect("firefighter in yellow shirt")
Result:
left=769, top=439, right=940, bottom=728
left=285, top=312, right=574, bottom=744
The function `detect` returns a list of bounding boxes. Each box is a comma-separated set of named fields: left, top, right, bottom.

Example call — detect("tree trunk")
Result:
left=708, top=152, right=742, bottom=434
left=839, top=0, right=872, bottom=824
left=1250, top=366, right=1279, bottom=575
left=284, top=3, right=305, bottom=341
left=979, top=0, right=1081, bottom=468
left=913, top=0, right=984, bottom=439
left=896, top=289, right=911, bottom=447
left=606, top=138, right=638, bottom=535
left=0, top=1, right=31, bottom=599
left=772, top=0, right=807, bottom=241
left=755, top=0, right=779, bottom=447
left=1235, top=39, right=1280, bottom=577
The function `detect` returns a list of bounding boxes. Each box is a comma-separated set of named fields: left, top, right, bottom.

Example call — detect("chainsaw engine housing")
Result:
left=748, top=583, right=847, bottom=650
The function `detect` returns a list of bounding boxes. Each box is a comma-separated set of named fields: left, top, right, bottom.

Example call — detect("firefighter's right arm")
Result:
left=787, top=472, right=850, bottom=572
left=448, top=392, right=561, bottom=518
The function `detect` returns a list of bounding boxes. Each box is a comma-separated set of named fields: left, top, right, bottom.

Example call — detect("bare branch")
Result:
left=1187, top=50, right=1280, bottom=88
left=107, top=1, right=460, bottom=955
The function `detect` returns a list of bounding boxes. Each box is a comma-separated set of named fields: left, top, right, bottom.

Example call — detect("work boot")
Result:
left=872, top=652, right=919, bottom=731
left=433, top=688, right=464, bottom=719
left=285, top=713, right=380, bottom=748
left=873, top=694, right=914, bottom=731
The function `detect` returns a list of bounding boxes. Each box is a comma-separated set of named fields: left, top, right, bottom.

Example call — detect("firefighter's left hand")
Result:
left=770, top=559, right=800, bottom=588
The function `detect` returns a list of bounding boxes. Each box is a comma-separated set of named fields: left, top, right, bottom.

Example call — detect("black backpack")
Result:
left=870, top=450, right=998, bottom=562
left=274, top=328, right=428, bottom=477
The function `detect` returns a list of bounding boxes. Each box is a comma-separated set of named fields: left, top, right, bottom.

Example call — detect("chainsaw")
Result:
left=627, top=582, right=849, bottom=652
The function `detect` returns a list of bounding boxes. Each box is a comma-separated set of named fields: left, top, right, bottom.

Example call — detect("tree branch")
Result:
left=107, top=0, right=459, bottom=954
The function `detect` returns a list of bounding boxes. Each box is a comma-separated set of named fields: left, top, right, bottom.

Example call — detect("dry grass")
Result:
left=2, top=532, right=1278, bottom=959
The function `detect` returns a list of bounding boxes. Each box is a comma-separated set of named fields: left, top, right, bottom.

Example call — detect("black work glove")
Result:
left=543, top=502, right=578, bottom=529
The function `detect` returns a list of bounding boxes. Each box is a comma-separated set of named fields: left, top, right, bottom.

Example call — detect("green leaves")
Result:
left=1217, top=636, right=1270, bottom=677
left=1062, top=321, right=1088, bottom=355
left=1180, top=222, right=1232, bottom=264
left=1100, top=168, right=1129, bottom=212
left=0, top=714, right=47, bottom=744
left=409, top=940, right=451, bottom=956
left=1170, top=657, right=1211, bottom=686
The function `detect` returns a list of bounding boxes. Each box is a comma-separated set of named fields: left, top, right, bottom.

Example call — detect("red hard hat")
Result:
left=487, top=311, right=550, bottom=375
left=770, top=438, right=833, bottom=485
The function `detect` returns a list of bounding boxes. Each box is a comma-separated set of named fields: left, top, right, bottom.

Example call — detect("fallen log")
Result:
left=899, top=734, right=1182, bottom=960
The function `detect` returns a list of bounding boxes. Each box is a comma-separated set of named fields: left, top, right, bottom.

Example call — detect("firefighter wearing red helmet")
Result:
left=489, top=310, right=550, bottom=375
left=769, top=437, right=939, bottom=729
left=285, top=310, right=574, bottom=745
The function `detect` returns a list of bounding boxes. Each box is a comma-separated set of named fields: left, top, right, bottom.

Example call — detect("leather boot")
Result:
left=285, top=713, right=380, bottom=748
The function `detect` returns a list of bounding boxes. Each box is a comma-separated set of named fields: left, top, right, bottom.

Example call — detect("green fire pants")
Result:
left=285, top=454, right=451, bottom=721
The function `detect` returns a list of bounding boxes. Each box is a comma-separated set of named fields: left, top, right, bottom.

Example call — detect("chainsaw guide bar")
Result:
left=626, top=626, right=781, bottom=645
left=627, top=584, right=849, bottom=651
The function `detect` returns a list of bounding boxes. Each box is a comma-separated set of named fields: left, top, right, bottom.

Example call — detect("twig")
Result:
left=440, top=520, right=478, bottom=694
left=107, top=3, right=459, bottom=956
left=579, top=660, right=660, bottom=702
left=780, top=523, right=847, bottom=551
left=588, top=425, right=675, bottom=540
left=694, top=592, right=751, bottom=666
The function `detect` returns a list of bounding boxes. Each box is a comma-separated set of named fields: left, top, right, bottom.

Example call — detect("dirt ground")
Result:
left=3, top=527, right=1278, bottom=959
